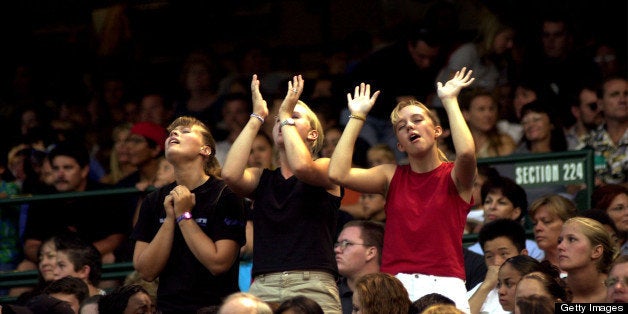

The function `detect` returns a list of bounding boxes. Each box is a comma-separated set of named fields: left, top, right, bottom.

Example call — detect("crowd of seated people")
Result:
left=0, top=1, right=625, bottom=313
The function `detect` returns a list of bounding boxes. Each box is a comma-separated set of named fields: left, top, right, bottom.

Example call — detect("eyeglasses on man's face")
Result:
left=334, top=240, right=369, bottom=251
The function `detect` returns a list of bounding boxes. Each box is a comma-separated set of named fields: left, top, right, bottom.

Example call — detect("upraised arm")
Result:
left=437, top=67, right=476, bottom=200
left=329, top=83, right=391, bottom=195
left=275, top=76, right=335, bottom=190
left=221, top=74, right=267, bottom=197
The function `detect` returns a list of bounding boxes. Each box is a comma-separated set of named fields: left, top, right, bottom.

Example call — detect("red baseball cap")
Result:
left=130, top=121, right=167, bottom=151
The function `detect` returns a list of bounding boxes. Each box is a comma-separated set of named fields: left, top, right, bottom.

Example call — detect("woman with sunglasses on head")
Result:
left=329, top=68, right=475, bottom=312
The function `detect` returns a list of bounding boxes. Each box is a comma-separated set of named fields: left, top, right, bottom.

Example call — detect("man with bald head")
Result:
left=218, top=292, right=273, bottom=314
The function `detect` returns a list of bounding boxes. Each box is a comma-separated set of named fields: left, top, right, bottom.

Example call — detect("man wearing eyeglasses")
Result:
left=334, top=220, right=384, bottom=314
left=606, top=255, right=628, bottom=303
left=566, top=84, right=602, bottom=150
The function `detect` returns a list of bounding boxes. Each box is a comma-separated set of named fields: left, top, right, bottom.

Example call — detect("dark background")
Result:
left=0, top=0, right=625, bottom=105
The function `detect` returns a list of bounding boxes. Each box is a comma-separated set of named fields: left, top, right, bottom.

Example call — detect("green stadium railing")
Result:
left=0, top=188, right=147, bottom=304
left=1, top=150, right=595, bottom=301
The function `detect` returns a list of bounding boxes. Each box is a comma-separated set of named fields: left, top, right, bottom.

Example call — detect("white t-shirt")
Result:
left=467, top=282, right=511, bottom=314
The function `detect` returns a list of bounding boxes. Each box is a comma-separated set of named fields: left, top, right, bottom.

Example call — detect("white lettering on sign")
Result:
left=515, top=162, right=584, bottom=185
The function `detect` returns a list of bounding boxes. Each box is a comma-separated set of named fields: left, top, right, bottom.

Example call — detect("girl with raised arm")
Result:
left=222, top=75, right=343, bottom=313
left=329, top=68, right=476, bottom=313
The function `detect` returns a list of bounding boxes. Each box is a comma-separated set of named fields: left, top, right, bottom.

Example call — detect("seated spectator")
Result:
left=584, top=76, right=628, bottom=186
left=558, top=217, right=616, bottom=303
left=100, top=123, right=136, bottom=185
left=514, top=100, right=568, bottom=155
left=528, top=194, right=578, bottom=272
left=0, top=151, right=22, bottom=274
left=591, top=184, right=628, bottom=255
left=468, top=219, right=529, bottom=314
left=460, top=88, right=516, bottom=158
left=421, top=304, right=465, bottom=314
left=41, top=276, right=90, bottom=314
left=23, top=294, right=75, bottom=314
left=352, top=273, right=412, bottom=314
left=514, top=294, right=554, bottom=314
left=123, top=270, right=158, bottom=309
left=606, top=255, right=628, bottom=303
left=115, top=121, right=168, bottom=262
left=358, top=193, right=387, bottom=222
left=412, top=293, right=455, bottom=313
left=335, top=220, right=384, bottom=314
left=565, top=83, right=602, bottom=150
left=515, top=271, right=567, bottom=304
left=216, top=292, right=272, bottom=314
left=18, top=141, right=128, bottom=273
left=116, top=121, right=167, bottom=190
left=247, top=131, right=275, bottom=169
left=435, top=6, right=515, bottom=94
left=138, top=92, right=174, bottom=128
left=79, top=295, right=102, bottom=314
left=53, top=234, right=105, bottom=296
left=466, top=165, right=500, bottom=235
left=11, top=236, right=58, bottom=300
left=214, top=93, right=252, bottom=166
left=366, top=143, right=396, bottom=167
left=275, top=296, right=324, bottom=314
left=496, top=255, right=545, bottom=312
left=467, top=175, right=544, bottom=260
left=99, top=284, right=155, bottom=314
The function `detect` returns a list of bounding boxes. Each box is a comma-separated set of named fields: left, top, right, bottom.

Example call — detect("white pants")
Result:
left=395, top=273, right=470, bottom=314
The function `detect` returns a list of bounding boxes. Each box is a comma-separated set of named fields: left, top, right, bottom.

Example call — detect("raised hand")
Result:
left=347, top=83, right=380, bottom=116
left=278, top=75, right=304, bottom=119
left=251, top=74, right=269, bottom=120
left=436, top=67, right=475, bottom=100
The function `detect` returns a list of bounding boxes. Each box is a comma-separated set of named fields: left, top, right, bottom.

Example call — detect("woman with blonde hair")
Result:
left=435, top=6, right=514, bottom=93
left=558, top=217, right=616, bottom=302
left=329, top=68, right=475, bottom=311
left=529, top=194, right=578, bottom=270
left=222, top=75, right=342, bottom=313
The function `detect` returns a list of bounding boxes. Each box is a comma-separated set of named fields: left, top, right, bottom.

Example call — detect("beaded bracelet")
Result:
left=250, top=113, right=265, bottom=123
left=349, top=114, right=366, bottom=122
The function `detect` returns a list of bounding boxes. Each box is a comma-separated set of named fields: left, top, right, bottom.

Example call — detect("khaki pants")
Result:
left=250, top=270, right=341, bottom=314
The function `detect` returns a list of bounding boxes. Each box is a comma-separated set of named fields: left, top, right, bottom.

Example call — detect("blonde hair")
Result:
left=108, top=123, right=133, bottom=184
left=421, top=304, right=465, bottom=314
left=564, top=217, right=616, bottom=273
left=167, top=116, right=221, bottom=177
left=297, top=100, right=325, bottom=156
left=390, top=99, right=448, bottom=161
left=529, top=194, right=578, bottom=222
left=476, top=7, right=513, bottom=59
